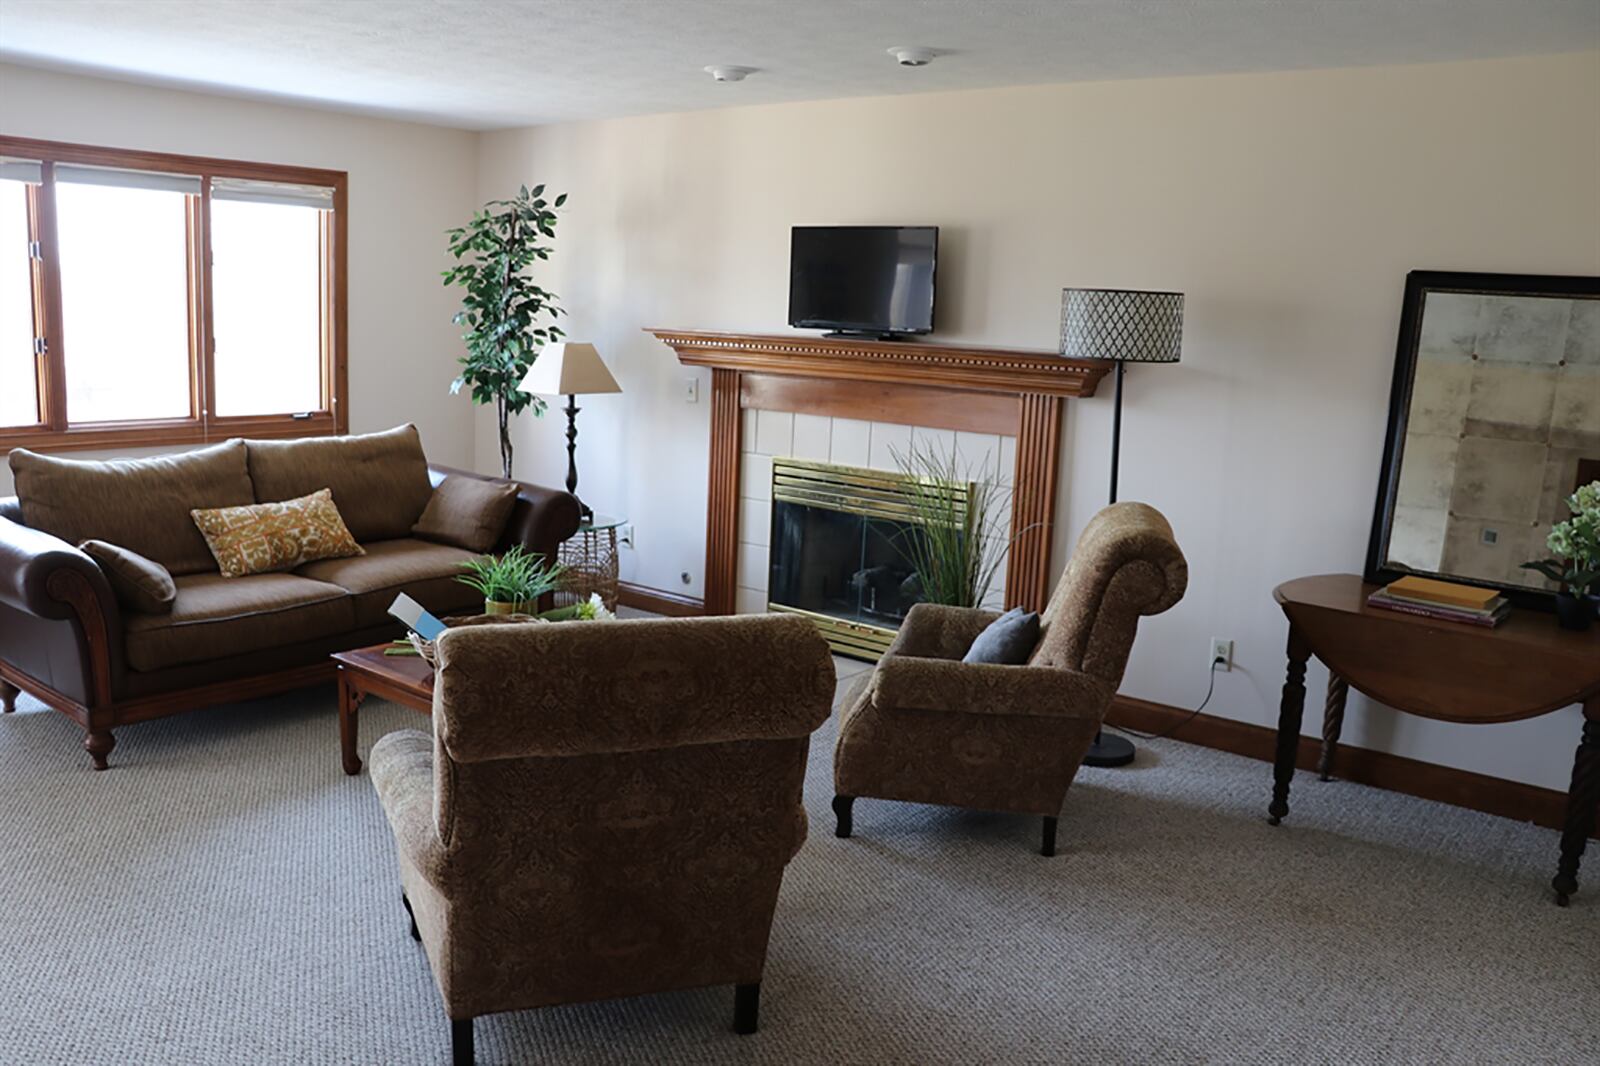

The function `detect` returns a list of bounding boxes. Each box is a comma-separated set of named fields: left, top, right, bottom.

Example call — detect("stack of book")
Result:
left=1367, top=575, right=1510, bottom=628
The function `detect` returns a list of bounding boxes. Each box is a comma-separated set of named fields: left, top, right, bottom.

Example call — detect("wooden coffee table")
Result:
left=333, top=644, right=434, bottom=775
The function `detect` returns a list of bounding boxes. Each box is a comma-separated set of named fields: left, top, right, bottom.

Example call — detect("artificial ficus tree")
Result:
left=443, top=184, right=567, bottom=478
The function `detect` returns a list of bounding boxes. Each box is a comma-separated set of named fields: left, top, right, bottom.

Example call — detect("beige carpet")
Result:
left=0, top=665, right=1595, bottom=1065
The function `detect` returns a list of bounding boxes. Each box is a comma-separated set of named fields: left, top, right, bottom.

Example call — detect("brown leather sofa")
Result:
left=371, top=614, right=835, bottom=1064
left=0, top=425, right=580, bottom=770
left=833, top=501, right=1188, bottom=855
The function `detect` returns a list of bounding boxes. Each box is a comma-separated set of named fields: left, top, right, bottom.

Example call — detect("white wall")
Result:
left=0, top=63, right=481, bottom=493
left=475, top=52, right=1600, bottom=791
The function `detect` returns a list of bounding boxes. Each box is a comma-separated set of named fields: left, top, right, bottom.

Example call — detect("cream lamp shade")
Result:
left=517, top=342, right=622, bottom=396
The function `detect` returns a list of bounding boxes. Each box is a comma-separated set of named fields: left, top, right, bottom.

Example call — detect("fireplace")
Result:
left=766, top=458, right=971, bottom=660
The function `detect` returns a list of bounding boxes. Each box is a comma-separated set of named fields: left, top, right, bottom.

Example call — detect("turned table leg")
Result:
left=1318, top=673, right=1348, bottom=781
left=1552, top=697, right=1600, bottom=907
left=339, top=670, right=366, bottom=776
left=0, top=678, right=17, bottom=713
left=1268, top=627, right=1310, bottom=826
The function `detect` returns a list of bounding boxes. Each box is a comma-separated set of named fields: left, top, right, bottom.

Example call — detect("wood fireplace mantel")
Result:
left=650, top=329, right=1111, bottom=397
left=648, top=328, right=1112, bottom=617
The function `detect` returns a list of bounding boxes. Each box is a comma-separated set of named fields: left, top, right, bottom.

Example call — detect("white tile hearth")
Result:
left=792, top=414, right=831, bottom=461
left=740, top=498, right=771, bottom=547
left=829, top=418, right=872, bottom=467
left=755, top=409, right=794, bottom=456
left=867, top=422, right=912, bottom=470
left=740, top=453, right=773, bottom=501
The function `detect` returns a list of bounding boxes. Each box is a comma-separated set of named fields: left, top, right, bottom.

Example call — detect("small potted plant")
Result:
left=457, top=546, right=565, bottom=615
left=1521, top=481, right=1600, bottom=631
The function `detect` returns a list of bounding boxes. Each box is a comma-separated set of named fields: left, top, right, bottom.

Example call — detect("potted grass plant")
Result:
left=457, top=546, right=566, bottom=615
left=889, top=441, right=1015, bottom=608
left=1521, top=480, right=1600, bottom=631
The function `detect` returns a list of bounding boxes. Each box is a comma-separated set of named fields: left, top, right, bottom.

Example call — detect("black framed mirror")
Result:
left=1365, top=270, right=1600, bottom=610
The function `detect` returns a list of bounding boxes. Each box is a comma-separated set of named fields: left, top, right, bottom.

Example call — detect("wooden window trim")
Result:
left=0, top=136, right=348, bottom=456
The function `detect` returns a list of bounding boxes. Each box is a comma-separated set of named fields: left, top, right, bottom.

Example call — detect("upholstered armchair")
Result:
left=832, top=501, right=1187, bottom=856
left=370, top=614, right=835, bottom=1065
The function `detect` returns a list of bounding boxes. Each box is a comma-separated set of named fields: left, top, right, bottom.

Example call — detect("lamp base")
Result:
left=1083, top=730, right=1136, bottom=768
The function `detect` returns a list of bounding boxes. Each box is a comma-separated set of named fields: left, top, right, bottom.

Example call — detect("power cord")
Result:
left=1104, top=655, right=1224, bottom=742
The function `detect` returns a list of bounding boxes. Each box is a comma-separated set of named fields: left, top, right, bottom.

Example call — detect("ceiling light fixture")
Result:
left=704, top=65, right=756, bottom=83
left=887, top=46, right=936, bottom=67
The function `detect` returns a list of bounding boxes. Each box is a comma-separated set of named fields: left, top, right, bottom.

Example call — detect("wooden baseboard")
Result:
left=1106, top=694, right=1592, bottom=839
left=617, top=582, right=705, bottom=618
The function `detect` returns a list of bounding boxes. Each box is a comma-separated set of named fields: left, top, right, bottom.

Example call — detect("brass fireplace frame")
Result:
left=768, top=457, right=972, bottom=661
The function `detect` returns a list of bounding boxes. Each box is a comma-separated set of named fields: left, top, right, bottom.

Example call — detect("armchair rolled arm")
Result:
left=871, top=655, right=1112, bottom=719
left=370, top=729, right=452, bottom=886
left=885, top=603, right=1003, bottom=661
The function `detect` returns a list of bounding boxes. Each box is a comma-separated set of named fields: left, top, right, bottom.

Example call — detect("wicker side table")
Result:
left=554, top=514, right=625, bottom=612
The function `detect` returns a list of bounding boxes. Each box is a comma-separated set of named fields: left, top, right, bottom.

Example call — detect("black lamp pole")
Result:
left=562, top=393, right=593, bottom=522
left=1108, top=359, right=1125, bottom=505
left=1082, top=359, right=1137, bottom=768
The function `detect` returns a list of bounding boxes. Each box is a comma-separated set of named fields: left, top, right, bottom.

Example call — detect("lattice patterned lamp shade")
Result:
left=1059, top=288, right=1184, bottom=364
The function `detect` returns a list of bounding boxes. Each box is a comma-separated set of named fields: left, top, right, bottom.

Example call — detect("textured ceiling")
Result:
left=1, top=1, right=1596, bottom=130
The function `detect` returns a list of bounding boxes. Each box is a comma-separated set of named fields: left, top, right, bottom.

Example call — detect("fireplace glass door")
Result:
left=766, top=457, right=970, bottom=660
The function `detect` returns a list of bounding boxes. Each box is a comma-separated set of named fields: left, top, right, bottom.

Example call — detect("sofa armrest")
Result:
left=884, top=603, right=1002, bottom=661
left=0, top=507, right=123, bottom=705
left=426, top=464, right=582, bottom=561
left=0, top=509, right=106, bottom=619
left=371, top=729, right=451, bottom=886
left=871, top=655, right=1112, bottom=719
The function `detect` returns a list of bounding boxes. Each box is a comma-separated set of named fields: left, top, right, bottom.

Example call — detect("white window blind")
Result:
left=54, top=164, right=201, bottom=195
left=210, top=177, right=334, bottom=210
left=0, top=158, right=43, bottom=185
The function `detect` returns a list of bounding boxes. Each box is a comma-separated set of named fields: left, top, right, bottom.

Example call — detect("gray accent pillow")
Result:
left=962, top=607, right=1041, bottom=665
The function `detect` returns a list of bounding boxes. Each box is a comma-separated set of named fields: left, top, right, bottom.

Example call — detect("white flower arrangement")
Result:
left=571, top=593, right=616, bottom=621
left=1523, top=480, right=1600, bottom=597
left=536, top=592, right=617, bottom=622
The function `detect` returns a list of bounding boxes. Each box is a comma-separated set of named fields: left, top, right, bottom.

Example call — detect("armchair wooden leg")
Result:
left=1041, top=816, right=1058, bottom=857
left=832, top=795, right=855, bottom=839
left=733, top=982, right=760, bottom=1035
left=402, top=893, right=421, bottom=942
left=450, top=1018, right=474, bottom=1065
left=0, top=678, right=17, bottom=713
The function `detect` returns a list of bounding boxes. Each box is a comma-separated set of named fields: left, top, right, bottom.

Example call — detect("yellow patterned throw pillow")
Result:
left=191, top=488, right=364, bottom=578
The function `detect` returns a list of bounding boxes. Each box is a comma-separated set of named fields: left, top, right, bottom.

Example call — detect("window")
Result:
left=0, top=137, right=346, bottom=452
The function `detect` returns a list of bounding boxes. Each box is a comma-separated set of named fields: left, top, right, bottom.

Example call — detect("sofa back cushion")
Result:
left=245, top=424, right=434, bottom=543
left=9, top=441, right=256, bottom=575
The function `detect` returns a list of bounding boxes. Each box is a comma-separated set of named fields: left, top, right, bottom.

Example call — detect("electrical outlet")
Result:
left=617, top=523, right=634, bottom=549
left=1210, top=638, right=1233, bottom=672
left=684, top=377, right=699, bottom=403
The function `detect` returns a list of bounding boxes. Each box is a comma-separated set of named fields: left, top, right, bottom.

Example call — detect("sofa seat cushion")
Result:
left=295, top=538, right=481, bottom=627
left=245, top=425, right=435, bottom=543
left=9, top=440, right=255, bottom=575
left=125, top=572, right=355, bottom=672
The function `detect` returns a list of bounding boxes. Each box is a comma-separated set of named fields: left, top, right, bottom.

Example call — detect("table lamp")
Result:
left=1059, top=287, right=1185, bottom=767
left=517, top=342, right=621, bottom=521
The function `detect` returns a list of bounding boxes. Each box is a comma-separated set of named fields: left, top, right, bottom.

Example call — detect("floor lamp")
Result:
left=517, top=342, right=622, bottom=522
left=1059, top=288, right=1185, bottom=767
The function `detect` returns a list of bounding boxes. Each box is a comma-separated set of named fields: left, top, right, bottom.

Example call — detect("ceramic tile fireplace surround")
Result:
left=650, top=329, right=1112, bottom=653
left=740, top=419, right=1012, bottom=657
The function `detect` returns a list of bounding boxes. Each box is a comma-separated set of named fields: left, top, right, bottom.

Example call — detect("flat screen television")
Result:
left=788, top=225, right=937, bottom=338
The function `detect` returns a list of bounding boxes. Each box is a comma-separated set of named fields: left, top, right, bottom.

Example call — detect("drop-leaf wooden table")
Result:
left=1269, top=574, right=1600, bottom=906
